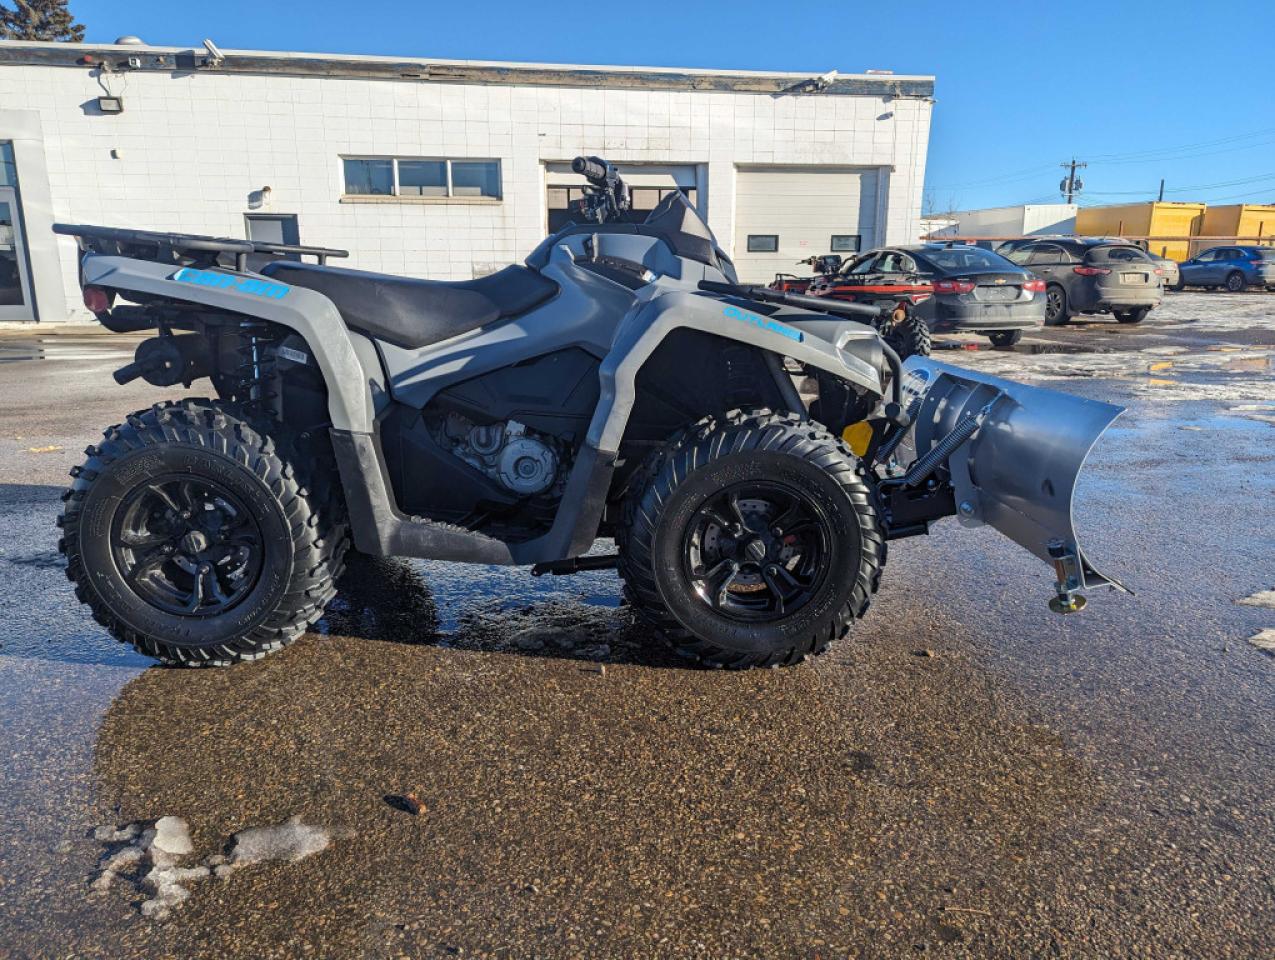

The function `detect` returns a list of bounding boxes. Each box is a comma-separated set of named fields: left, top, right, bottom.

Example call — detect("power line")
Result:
left=1086, top=125, right=1275, bottom=162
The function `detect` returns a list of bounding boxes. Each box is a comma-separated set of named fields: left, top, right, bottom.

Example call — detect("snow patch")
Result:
left=1238, top=590, right=1275, bottom=610
left=90, top=814, right=331, bottom=920
left=1247, top=629, right=1275, bottom=655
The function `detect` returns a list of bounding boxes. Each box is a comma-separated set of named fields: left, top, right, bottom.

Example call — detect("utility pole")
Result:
left=1059, top=158, right=1087, bottom=203
left=1157, top=178, right=1165, bottom=201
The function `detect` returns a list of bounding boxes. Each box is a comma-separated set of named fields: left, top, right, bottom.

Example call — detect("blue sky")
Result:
left=72, top=0, right=1275, bottom=213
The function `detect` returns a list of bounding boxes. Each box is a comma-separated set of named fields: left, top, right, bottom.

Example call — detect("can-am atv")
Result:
left=55, top=156, right=1126, bottom=670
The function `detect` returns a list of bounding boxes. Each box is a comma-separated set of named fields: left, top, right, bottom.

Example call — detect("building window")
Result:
left=747, top=234, right=778, bottom=253
left=830, top=234, right=861, bottom=253
left=342, top=157, right=501, bottom=199
left=0, top=142, right=16, bottom=188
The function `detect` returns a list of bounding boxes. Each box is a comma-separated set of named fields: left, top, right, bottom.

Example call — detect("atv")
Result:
left=55, top=156, right=1126, bottom=670
left=770, top=254, right=933, bottom=360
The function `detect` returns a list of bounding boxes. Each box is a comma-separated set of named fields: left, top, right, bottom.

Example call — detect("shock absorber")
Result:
left=231, top=321, right=279, bottom=416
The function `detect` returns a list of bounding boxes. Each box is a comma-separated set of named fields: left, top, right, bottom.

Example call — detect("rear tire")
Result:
left=1114, top=306, right=1151, bottom=324
left=987, top=330, right=1023, bottom=347
left=617, top=410, right=884, bottom=669
left=1225, top=271, right=1247, bottom=293
left=58, top=400, right=349, bottom=666
left=1044, top=285, right=1070, bottom=326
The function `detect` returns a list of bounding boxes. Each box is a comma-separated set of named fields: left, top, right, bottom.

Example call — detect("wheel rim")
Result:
left=681, top=481, right=832, bottom=623
left=1227, top=274, right=1243, bottom=291
left=111, top=475, right=265, bottom=617
left=1046, top=289, right=1063, bottom=320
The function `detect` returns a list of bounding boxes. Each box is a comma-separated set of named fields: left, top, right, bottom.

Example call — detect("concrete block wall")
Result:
left=0, top=60, right=931, bottom=321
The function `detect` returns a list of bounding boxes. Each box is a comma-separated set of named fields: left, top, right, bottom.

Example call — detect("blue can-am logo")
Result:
left=173, top=267, right=289, bottom=300
left=722, top=304, right=803, bottom=343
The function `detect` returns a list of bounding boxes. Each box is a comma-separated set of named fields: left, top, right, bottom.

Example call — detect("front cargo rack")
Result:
left=53, top=223, right=348, bottom=272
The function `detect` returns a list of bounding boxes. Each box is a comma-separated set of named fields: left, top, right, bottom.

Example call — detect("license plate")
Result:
left=1122, top=272, right=1147, bottom=284
left=976, top=286, right=1018, bottom=302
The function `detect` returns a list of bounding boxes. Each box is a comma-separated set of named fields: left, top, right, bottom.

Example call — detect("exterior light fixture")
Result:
left=97, top=96, right=124, bottom=114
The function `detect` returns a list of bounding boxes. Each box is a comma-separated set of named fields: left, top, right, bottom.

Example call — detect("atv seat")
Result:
left=260, top=261, right=559, bottom=349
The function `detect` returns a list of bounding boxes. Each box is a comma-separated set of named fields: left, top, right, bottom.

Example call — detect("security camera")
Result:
left=202, top=38, right=225, bottom=65
left=804, top=70, right=839, bottom=93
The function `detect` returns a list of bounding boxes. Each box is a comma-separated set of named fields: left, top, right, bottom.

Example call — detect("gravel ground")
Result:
left=0, top=293, right=1272, bottom=959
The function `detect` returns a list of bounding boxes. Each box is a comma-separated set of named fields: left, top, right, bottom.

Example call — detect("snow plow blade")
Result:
left=897, top=356, right=1128, bottom=611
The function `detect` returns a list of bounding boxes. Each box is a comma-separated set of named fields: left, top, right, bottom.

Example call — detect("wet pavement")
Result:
left=0, top=294, right=1272, bottom=959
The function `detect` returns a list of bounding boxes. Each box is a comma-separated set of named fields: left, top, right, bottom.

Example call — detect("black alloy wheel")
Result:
left=682, top=481, right=831, bottom=623
left=111, top=475, right=264, bottom=616
left=1225, top=271, right=1247, bottom=293
left=1044, top=285, right=1069, bottom=326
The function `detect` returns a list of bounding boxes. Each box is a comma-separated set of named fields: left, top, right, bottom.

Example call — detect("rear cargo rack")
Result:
left=53, top=223, right=348, bottom=272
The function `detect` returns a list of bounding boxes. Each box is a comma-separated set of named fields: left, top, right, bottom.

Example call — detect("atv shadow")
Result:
left=318, top=553, right=688, bottom=670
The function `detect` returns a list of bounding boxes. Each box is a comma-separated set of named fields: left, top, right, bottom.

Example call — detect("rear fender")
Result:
left=82, top=255, right=373, bottom=432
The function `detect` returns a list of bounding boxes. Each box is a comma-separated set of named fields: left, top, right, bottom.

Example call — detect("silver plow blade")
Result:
left=899, top=356, right=1129, bottom=609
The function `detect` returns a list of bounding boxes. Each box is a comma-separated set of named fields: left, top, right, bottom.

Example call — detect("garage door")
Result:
left=733, top=167, right=878, bottom=283
left=545, top=162, right=699, bottom=234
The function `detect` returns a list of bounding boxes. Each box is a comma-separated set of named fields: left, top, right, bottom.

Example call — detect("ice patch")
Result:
left=90, top=814, right=332, bottom=920
left=225, top=815, right=330, bottom=869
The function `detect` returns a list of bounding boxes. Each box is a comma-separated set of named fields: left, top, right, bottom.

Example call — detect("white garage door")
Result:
left=733, top=167, right=879, bottom=283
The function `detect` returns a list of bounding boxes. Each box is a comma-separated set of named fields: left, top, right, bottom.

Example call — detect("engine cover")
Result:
left=436, top=413, right=560, bottom=497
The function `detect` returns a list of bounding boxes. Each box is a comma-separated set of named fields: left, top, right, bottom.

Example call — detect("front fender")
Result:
left=588, top=288, right=885, bottom=453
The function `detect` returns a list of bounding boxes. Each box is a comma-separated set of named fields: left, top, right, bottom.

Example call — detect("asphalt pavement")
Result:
left=0, top=292, right=1272, bottom=959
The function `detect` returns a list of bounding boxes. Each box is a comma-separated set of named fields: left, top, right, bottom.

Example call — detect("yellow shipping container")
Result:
left=1074, top=202, right=1205, bottom=261
left=1194, top=204, right=1275, bottom=255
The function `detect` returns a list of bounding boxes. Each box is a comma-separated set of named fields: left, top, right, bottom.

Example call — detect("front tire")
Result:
left=58, top=400, right=348, bottom=666
left=617, top=410, right=884, bottom=669
left=987, top=330, right=1023, bottom=347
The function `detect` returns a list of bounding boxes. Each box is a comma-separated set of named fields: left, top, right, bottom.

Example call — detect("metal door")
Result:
left=0, top=187, right=34, bottom=321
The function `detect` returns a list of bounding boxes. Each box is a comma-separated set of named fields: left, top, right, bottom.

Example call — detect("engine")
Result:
left=433, top=412, right=563, bottom=497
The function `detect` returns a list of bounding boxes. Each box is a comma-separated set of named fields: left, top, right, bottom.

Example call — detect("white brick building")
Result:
left=0, top=40, right=933, bottom=323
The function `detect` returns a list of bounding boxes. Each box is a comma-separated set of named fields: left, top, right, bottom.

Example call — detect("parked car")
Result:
left=809, top=244, right=1045, bottom=347
left=1174, top=245, right=1275, bottom=292
left=1149, top=252, right=1179, bottom=289
left=1003, top=238, right=1163, bottom=325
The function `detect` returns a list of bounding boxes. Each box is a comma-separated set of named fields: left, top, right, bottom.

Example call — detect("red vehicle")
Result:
left=770, top=254, right=934, bottom=358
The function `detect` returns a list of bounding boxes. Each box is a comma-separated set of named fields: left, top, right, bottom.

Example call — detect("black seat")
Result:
left=260, top=261, right=558, bottom=349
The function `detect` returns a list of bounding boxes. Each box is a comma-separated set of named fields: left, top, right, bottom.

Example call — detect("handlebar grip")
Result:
left=571, top=156, right=608, bottom=182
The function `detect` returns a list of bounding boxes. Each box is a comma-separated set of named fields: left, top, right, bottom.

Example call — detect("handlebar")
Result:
left=571, top=156, right=609, bottom=183
left=698, top=280, right=888, bottom=320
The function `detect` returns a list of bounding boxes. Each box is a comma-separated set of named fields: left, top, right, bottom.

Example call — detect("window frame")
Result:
left=829, top=234, right=862, bottom=254
left=746, top=234, right=779, bottom=253
left=341, top=156, right=502, bottom=201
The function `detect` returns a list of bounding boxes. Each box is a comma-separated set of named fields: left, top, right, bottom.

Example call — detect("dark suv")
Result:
left=1004, top=238, right=1163, bottom=325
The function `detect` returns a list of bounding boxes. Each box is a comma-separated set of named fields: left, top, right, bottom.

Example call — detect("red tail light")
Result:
left=933, top=279, right=975, bottom=294
left=82, top=285, right=111, bottom=314
left=1023, top=278, right=1046, bottom=293
left=1073, top=265, right=1110, bottom=276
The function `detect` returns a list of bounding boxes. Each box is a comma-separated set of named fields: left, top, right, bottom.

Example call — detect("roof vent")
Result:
left=114, top=35, right=146, bottom=46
